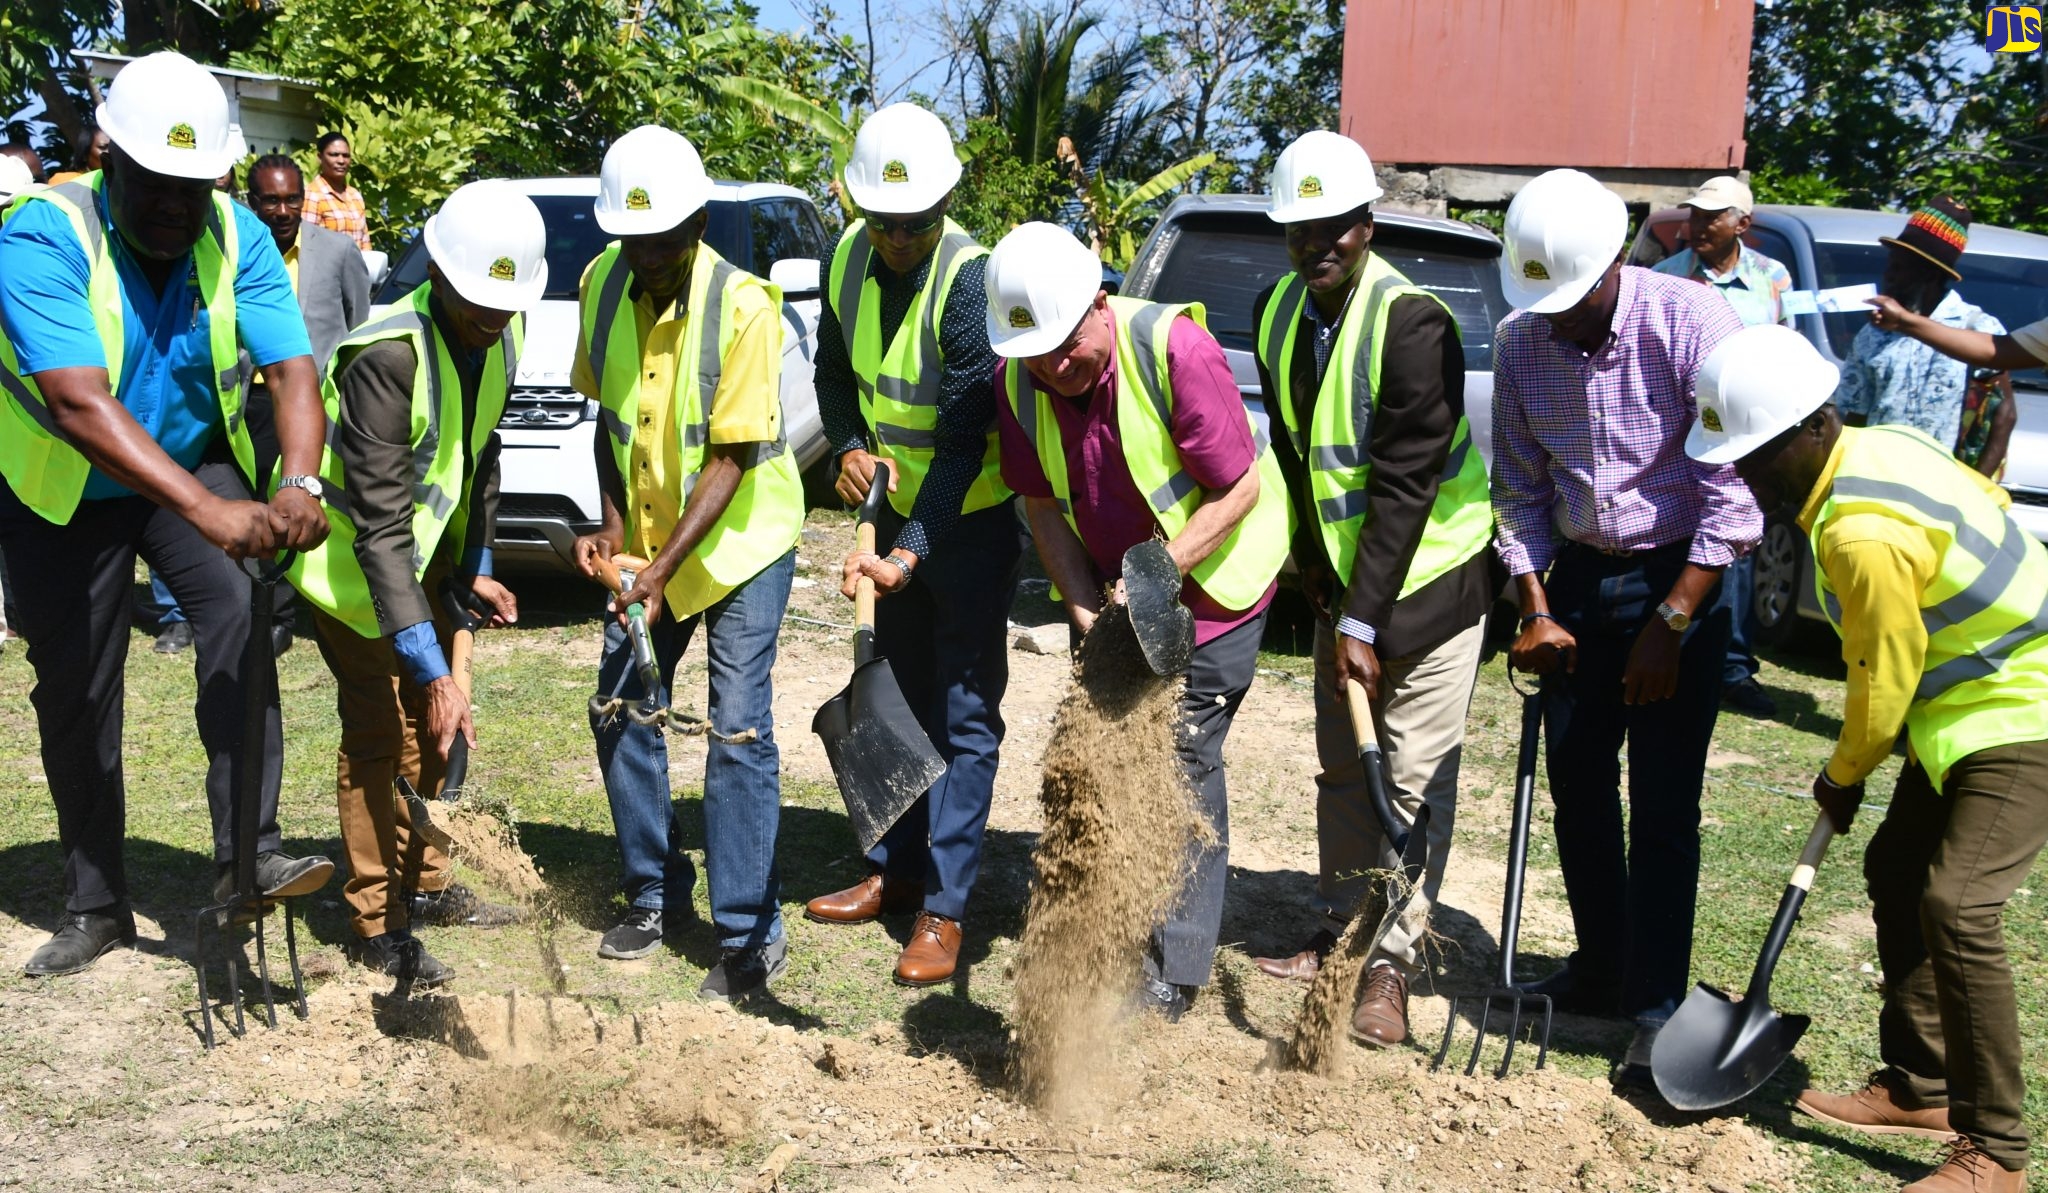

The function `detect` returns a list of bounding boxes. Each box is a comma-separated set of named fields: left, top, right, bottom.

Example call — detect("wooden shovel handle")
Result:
left=854, top=519, right=877, bottom=630
left=449, top=627, right=474, bottom=703
left=591, top=552, right=652, bottom=598
left=1343, top=678, right=1379, bottom=752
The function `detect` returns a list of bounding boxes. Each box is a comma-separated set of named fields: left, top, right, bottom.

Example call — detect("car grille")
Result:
left=499, top=386, right=590, bottom=429
left=497, top=494, right=590, bottom=522
left=2008, top=487, right=2048, bottom=508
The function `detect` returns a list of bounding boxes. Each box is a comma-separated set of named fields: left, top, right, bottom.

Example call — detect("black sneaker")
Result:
left=1515, top=960, right=1623, bottom=1018
left=598, top=906, right=665, bottom=960
left=348, top=932, right=453, bottom=987
left=154, top=621, right=193, bottom=654
left=23, top=906, right=137, bottom=977
left=1723, top=677, right=1777, bottom=717
left=699, top=933, right=787, bottom=1001
left=408, top=884, right=524, bottom=928
left=1135, top=975, right=1193, bottom=1023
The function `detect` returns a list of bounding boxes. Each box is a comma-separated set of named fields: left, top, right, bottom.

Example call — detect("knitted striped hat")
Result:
left=1879, top=196, right=1970, bottom=280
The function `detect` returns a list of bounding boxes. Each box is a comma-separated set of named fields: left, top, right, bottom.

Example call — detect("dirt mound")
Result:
left=1009, top=604, right=1206, bottom=1116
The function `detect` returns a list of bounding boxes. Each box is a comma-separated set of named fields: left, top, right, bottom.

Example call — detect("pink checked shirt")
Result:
left=1490, top=266, right=1760, bottom=577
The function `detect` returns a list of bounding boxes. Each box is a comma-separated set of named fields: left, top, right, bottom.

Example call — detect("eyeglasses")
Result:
left=867, top=212, right=943, bottom=238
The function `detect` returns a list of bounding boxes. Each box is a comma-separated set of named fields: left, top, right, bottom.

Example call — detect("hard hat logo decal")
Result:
left=1522, top=259, right=1550, bottom=281
left=882, top=160, right=910, bottom=184
left=625, top=187, right=652, bottom=211
left=1701, top=407, right=1723, bottom=433
left=1298, top=175, right=1323, bottom=199
left=167, top=123, right=198, bottom=151
left=1008, top=305, right=1035, bottom=329
left=489, top=256, right=517, bottom=281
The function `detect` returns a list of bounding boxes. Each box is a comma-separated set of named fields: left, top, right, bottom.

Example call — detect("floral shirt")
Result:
left=1834, top=288, right=2004, bottom=451
left=1652, top=244, right=1793, bottom=328
left=303, top=173, right=370, bottom=251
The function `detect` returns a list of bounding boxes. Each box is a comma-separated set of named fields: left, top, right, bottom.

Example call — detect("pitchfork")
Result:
left=1432, top=666, right=1552, bottom=1077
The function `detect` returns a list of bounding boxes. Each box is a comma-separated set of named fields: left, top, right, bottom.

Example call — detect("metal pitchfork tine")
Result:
left=1433, top=662, right=1552, bottom=1077
left=194, top=551, right=309, bottom=1051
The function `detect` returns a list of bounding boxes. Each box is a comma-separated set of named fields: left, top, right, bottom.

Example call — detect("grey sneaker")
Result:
left=598, top=906, right=665, bottom=960
left=699, top=932, right=787, bottom=1002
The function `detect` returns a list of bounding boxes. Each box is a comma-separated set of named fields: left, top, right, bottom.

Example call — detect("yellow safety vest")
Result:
left=827, top=219, right=1009, bottom=518
left=1810, top=424, right=2048, bottom=790
left=1002, top=296, right=1291, bottom=611
left=0, top=173, right=255, bottom=525
left=288, top=285, right=521, bottom=638
left=1255, top=254, right=1493, bottom=596
left=582, top=242, right=804, bottom=619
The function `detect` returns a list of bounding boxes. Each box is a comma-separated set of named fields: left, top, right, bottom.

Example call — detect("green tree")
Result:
left=1219, top=0, right=1338, bottom=186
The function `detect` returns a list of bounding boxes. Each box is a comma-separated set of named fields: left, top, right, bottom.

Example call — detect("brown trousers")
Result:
left=1866, top=738, right=2048, bottom=1172
left=310, top=602, right=454, bottom=938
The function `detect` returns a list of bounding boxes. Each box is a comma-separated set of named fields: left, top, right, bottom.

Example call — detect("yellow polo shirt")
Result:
left=252, top=242, right=301, bottom=387
left=570, top=267, right=780, bottom=560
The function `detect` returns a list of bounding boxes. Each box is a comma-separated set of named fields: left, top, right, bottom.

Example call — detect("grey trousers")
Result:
left=1152, top=611, right=1266, bottom=987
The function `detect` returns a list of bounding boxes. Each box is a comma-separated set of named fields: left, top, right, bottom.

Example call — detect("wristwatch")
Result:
left=1655, top=601, right=1692, bottom=633
left=277, top=475, right=324, bottom=501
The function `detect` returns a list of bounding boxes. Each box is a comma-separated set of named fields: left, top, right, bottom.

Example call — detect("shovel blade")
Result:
left=813, top=658, right=947, bottom=853
left=1651, top=982, right=1811, bottom=1111
left=1121, top=540, right=1193, bottom=676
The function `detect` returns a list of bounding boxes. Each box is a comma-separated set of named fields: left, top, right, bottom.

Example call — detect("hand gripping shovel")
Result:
left=1432, top=672, right=1553, bottom=1077
left=813, top=461, right=946, bottom=853
left=1120, top=539, right=1194, bottom=676
left=194, top=551, right=311, bottom=1050
left=588, top=553, right=668, bottom=728
left=1652, top=811, right=1835, bottom=1110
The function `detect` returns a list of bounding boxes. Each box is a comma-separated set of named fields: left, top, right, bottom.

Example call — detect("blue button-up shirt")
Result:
left=0, top=186, right=310, bottom=499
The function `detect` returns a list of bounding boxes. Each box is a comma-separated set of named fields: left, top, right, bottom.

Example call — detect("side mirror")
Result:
left=361, top=249, right=390, bottom=289
left=769, top=257, right=822, bottom=298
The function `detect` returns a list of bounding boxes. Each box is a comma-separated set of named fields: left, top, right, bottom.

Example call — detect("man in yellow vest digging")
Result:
left=1246, top=132, right=1495, bottom=1048
left=1689, top=324, right=2044, bottom=1193
left=290, top=180, right=539, bottom=985
left=803, top=104, right=1021, bottom=988
left=570, top=126, right=803, bottom=1001
left=0, top=51, right=333, bottom=978
left=989, top=221, right=1291, bottom=1021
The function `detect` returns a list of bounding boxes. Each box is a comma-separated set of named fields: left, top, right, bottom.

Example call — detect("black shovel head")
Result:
left=813, top=657, right=947, bottom=853
left=1121, top=540, right=1193, bottom=676
left=1651, top=981, right=1811, bottom=1110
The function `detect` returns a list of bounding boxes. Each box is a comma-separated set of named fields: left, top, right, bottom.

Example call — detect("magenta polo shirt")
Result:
left=995, top=309, right=1275, bottom=646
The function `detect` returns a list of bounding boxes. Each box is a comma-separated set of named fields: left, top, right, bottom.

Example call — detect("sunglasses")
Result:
left=868, top=212, right=943, bottom=238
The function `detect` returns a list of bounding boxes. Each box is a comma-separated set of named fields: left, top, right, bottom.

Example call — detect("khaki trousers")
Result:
left=1311, top=616, right=1485, bottom=976
left=310, top=603, right=454, bottom=938
left=1866, top=738, right=2048, bottom=1172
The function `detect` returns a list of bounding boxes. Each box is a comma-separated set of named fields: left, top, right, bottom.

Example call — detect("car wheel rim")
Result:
left=1753, top=522, right=1801, bottom=629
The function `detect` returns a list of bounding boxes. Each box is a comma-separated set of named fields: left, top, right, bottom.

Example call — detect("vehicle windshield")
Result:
left=1141, top=213, right=1508, bottom=371
left=1812, top=241, right=2048, bottom=387
left=374, top=195, right=749, bottom=304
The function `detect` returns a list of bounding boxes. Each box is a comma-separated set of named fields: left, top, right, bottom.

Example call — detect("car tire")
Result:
left=1750, top=515, right=1806, bottom=649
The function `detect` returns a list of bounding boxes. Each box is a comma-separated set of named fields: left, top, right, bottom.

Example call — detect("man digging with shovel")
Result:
left=989, top=222, right=1292, bottom=1021
left=290, top=181, right=535, bottom=986
left=572, top=127, right=803, bottom=1000
left=1687, top=324, right=2044, bottom=1193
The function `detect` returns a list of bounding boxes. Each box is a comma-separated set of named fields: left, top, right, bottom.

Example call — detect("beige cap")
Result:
left=1679, top=175, right=1753, bottom=215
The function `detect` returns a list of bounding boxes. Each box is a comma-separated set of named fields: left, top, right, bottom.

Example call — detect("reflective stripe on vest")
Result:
left=1809, top=424, right=2048, bottom=790
left=287, top=285, right=522, bottom=638
left=0, top=173, right=256, bottom=525
left=826, top=219, right=1010, bottom=518
left=582, top=242, right=804, bottom=619
left=1003, top=296, right=1291, bottom=610
left=1254, top=255, right=1492, bottom=599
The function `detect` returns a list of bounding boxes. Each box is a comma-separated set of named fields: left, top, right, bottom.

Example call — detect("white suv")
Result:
left=369, top=177, right=835, bottom=572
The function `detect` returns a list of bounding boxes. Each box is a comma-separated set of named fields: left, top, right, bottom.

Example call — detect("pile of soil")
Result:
left=1008, top=604, right=1206, bottom=1116
left=1286, top=868, right=1399, bottom=1075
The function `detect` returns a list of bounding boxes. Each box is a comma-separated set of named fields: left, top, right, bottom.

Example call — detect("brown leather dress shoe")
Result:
left=894, top=912, right=961, bottom=986
left=1349, top=963, right=1409, bottom=1047
left=1902, top=1136, right=2027, bottom=1192
left=1252, top=928, right=1336, bottom=982
left=1796, top=1070, right=1953, bottom=1139
left=804, top=871, right=919, bottom=924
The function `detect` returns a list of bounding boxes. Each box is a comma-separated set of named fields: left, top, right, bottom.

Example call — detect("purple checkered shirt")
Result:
left=1490, top=266, right=1760, bottom=577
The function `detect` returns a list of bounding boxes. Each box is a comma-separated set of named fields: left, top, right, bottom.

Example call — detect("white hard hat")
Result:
left=984, top=222, right=1104, bottom=358
left=595, top=125, right=710, bottom=236
left=424, top=180, right=549, bottom=312
left=96, top=52, right=239, bottom=181
left=1686, top=324, right=1840, bottom=465
left=0, top=156, right=34, bottom=202
left=1499, top=168, right=1629, bottom=314
left=1266, top=130, right=1384, bottom=223
left=844, top=103, right=962, bottom=215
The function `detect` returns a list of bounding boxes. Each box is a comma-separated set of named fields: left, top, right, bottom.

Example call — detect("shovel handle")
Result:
left=851, top=463, right=889, bottom=667
left=1344, top=678, right=1408, bottom=856
left=1743, top=809, right=1836, bottom=1005
left=1790, top=809, right=1835, bottom=893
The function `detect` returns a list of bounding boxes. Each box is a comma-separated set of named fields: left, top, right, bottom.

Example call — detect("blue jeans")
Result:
left=1540, top=543, right=1730, bottom=1023
left=150, top=573, right=186, bottom=626
left=1720, top=552, right=1760, bottom=686
left=867, top=501, right=1024, bottom=922
left=591, top=549, right=795, bottom=949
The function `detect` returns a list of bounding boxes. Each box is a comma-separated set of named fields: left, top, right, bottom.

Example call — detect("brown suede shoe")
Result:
left=894, top=912, right=961, bottom=986
left=1348, top=963, right=1409, bottom=1047
left=1796, top=1070, right=1953, bottom=1139
left=1252, top=928, right=1335, bottom=982
left=803, top=871, right=919, bottom=924
left=1902, top=1136, right=2027, bottom=1192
